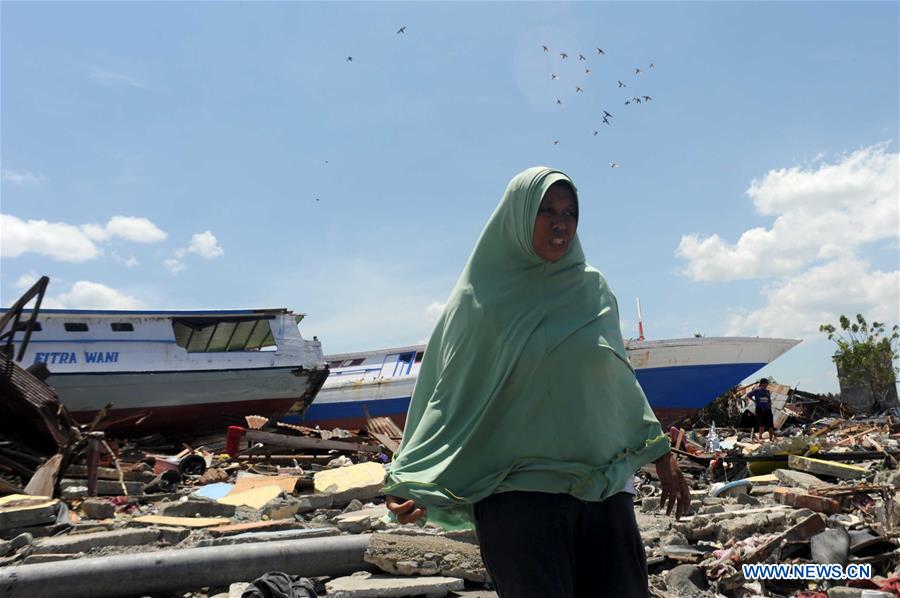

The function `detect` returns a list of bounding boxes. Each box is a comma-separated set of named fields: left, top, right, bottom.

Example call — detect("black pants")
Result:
left=473, top=491, right=649, bottom=598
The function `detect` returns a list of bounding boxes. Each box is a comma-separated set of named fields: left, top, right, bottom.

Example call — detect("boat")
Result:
left=2, top=307, right=329, bottom=435
left=286, top=336, right=800, bottom=430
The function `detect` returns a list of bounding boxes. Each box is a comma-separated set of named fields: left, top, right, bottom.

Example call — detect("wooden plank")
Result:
left=132, top=515, right=230, bottom=528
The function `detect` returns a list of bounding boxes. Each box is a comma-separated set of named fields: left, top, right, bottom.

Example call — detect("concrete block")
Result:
left=32, top=528, right=159, bottom=554
left=296, top=493, right=334, bottom=513
left=314, top=462, right=385, bottom=506
left=775, top=468, right=831, bottom=489
left=365, top=532, right=487, bottom=583
left=81, top=499, right=115, bottom=520
left=788, top=455, right=867, bottom=480
left=260, top=496, right=301, bottom=521
left=196, top=526, right=340, bottom=547
left=160, top=498, right=236, bottom=518
left=156, top=526, right=192, bottom=545
left=334, top=505, right=389, bottom=533
left=59, top=479, right=145, bottom=497
left=326, top=571, right=464, bottom=598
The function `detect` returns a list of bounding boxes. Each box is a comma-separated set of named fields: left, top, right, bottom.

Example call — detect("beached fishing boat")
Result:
left=287, top=336, right=800, bottom=430
left=2, top=308, right=328, bottom=434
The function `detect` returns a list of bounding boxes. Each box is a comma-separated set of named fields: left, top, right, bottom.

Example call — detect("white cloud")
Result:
left=677, top=144, right=899, bottom=282
left=2, top=169, right=46, bottom=186
left=1, top=213, right=166, bottom=263
left=44, top=280, right=144, bottom=310
left=112, top=251, right=139, bottom=267
left=1, top=214, right=101, bottom=262
left=424, top=301, right=446, bottom=323
left=83, top=216, right=166, bottom=243
left=725, top=257, right=899, bottom=339
left=187, top=231, right=224, bottom=258
left=14, top=271, right=41, bottom=290
left=89, top=69, right=147, bottom=89
left=164, top=258, right=186, bottom=274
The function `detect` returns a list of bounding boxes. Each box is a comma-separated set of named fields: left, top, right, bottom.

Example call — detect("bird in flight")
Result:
left=602, top=116, right=610, bottom=125
left=578, top=54, right=586, bottom=61
left=575, top=86, right=583, bottom=93
left=649, top=62, right=655, bottom=69
left=551, top=74, right=559, bottom=80
left=556, top=98, right=562, bottom=105
left=397, top=26, right=406, bottom=34
left=603, top=110, right=613, bottom=118
left=346, top=56, right=353, bottom=62
left=624, top=99, right=631, bottom=105
left=597, top=48, right=605, bottom=55
left=542, top=45, right=550, bottom=52
left=585, top=68, right=591, bottom=74
left=315, top=197, right=320, bottom=202
left=553, top=140, right=560, bottom=145
left=635, top=68, right=642, bottom=75
left=593, top=130, right=599, bottom=136
left=631, top=96, right=642, bottom=104
left=560, top=52, right=568, bottom=59
left=609, top=162, right=620, bottom=168
left=618, top=80, right=626, bottom=87
left=642, top=95, right=652, bottom=102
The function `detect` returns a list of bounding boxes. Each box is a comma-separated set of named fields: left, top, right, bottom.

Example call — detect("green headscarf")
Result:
left=383, top=166, right=670, bottom=530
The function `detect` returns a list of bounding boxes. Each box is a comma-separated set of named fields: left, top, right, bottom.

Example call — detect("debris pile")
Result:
left=1, top=358, right=898, bottom=597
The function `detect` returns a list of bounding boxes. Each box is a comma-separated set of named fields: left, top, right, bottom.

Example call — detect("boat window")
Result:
left=64, top=323, right=89, bottom=332
left=327, top=360, right=343, bottom=368
left=172, top=316, right=276, bottom=353
left=111, top=323, right=134, bottom=332
left=347, top=358, right=365, bottom=366
left=414, top=351, right=424, bottom=363
left=13, top=321, right=42, bottom=332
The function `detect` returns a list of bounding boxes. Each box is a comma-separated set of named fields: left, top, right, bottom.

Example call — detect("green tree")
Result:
left=819, top=314, right=899, bottom=409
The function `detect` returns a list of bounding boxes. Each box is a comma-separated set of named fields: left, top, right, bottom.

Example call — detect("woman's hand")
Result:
left=654, top=452, right=691, bottom=519
left=385, top=495, right=427, bottom=524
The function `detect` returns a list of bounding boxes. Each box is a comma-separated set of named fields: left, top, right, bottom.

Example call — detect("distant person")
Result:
left=382, top=167, right=690, bottom=597
left=747, top=378, right=774, bottom=440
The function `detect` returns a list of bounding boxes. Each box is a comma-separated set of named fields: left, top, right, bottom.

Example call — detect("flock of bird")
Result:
left=541, top=43, right=656, bottom=168
left=339, top=27, right=654, bottom=177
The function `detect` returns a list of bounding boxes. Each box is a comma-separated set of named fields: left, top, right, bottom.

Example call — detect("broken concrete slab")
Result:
left=196, top=526, right=340, bottom=547
left=775, top=468, right=831, bottom=489
left=160, top=498, right=236, bottom=518
left=230, top=473, right=300, bottom=495
left=207, top=519, right=303, bottom=537
left=218, top=486, right=282, bottom=510
left=131, top=515, right=232, bottom=528
left=0, top=495, right=60, bottom=531
left=314, top=462, right=385, bottom=506
left=260, top=496, right=301, bottom=520
left=334, top=505, right=390, bottom=533
left=81, top=498, right=115, bottom=520
left=366, top=532, right=487, bottom=583
left=326, top=571, right=464, bottom=597
left=665, top=564, right=707, bottom=597
left=296, top=493, right=334, bottom=513
left=788, top=455, right=867, bottom=480
left=59, top=479, right=145, bottom=497
left=156, top=526, right=191, bottom=545
left=32, top=528, right=159, bottom=554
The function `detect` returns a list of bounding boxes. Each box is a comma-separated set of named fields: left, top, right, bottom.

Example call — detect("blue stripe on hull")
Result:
left=292, top=362, right=768, bottom=423
left=284, top=396, right=412, bottom=424
left=634, top=362, right=767, bottom=409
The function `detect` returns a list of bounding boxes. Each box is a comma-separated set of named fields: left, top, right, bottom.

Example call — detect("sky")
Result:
left=2, top=1, right=898, bottom=394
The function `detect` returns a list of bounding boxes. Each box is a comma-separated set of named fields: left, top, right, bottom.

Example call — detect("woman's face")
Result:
left=532, top=181, right=578, bottom=262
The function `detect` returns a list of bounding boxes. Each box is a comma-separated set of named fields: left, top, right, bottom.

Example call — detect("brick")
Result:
left=773, top=487, right=840, bottom=515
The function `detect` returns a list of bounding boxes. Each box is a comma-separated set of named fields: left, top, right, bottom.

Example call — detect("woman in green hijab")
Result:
left=384, top=167, right=690, bottom=597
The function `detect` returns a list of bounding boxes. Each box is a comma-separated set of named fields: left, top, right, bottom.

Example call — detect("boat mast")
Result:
left=636, top=297, right=645, bottom=341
